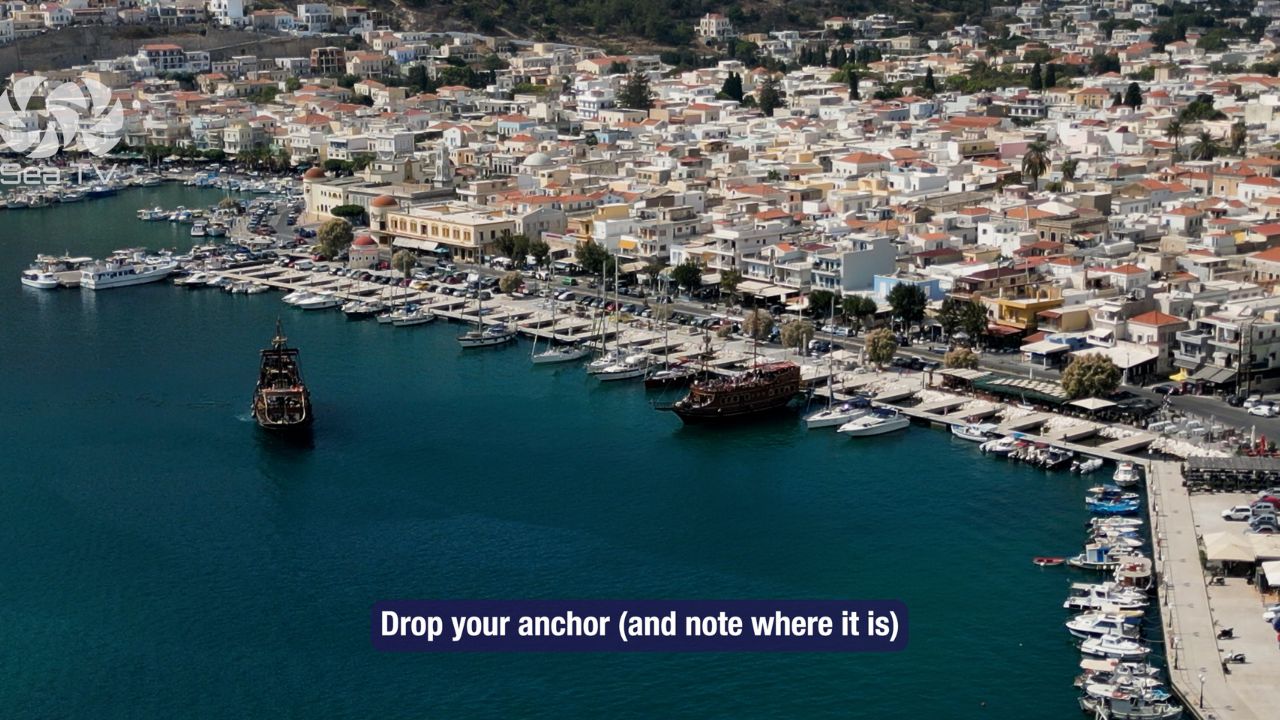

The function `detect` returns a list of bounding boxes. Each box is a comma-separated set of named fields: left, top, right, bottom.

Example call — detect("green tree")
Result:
left=1190, top=130, right=1220, bottom=161
left=330, top=204, right=367, bottom=224
left=285, top=77, right=301, bottom=92
left=865, top=328, right=898, bottom=368
left=1044, top=63, right=1057, bottom=88
left=842, top=295, right=877, bottom=333
left=923, top=67, right=937, bottom=95
left=1123, top=81, right=1143, bottom=109
left=1060, top=157, right=1079, bottom=183
left=1021, top=139, right=1051, bottom=191
left=719, top=268, right=743, bottom=306
left=575, top=240, right=614, bottom=275
left=1061, top=354, right=1122, bottom=399
left=351, top=153, right=376, bottom=172
left=742, top=309, right=774, bottom=342
left=498, top=271, right=524, bottom=294
left=781, top=319, right=815, bottom=355
left=317, top=218, right=353, bottom=260
left=943, top=347, right=979, bottom=370
left=848, top=69, right=860, bottom=100
left=1165, top=118, right=1185, bottom=157
left=807, top=289, right=837, bottom=318
left=719, top=72, right=743, bottom=102
left=217, top=197, right=239, bottom=211
left=392, top=249, right=417, bottom=278
left=336, top=73, right=361, bottom=89
left=757, top=76, right=783, bottom=117
left=670, top=260, right=703, bottom=291
left=1029, top=61, right=1043, bottom=92
left=887, top=283, right=928, bottom=328
left=528, top=239, right=551, bottom=267
left=618, top=71, right=653, bottom=111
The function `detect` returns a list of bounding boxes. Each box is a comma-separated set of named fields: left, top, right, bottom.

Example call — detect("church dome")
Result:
left=522, top=152, right=553, bottom=168
left=303, top=167, right=326, bottom=180
left=369, top=195, right=398, bottom=208
left=352, top=234, right=376, bottom=246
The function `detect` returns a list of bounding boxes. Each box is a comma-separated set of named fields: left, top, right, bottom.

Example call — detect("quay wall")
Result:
left=0, top=26, right=331, bottom=77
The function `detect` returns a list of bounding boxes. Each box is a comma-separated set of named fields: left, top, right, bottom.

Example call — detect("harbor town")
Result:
left=13, top=2, right=1280, bottom=718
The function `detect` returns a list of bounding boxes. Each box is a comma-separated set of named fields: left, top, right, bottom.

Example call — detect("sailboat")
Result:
left=458, top=282, right=515, bottom=348
left=532, top=293, right=590, bottom=364
left=645, top=307, right=699, bottom=388
left=586, top=264, right=625, bottom=373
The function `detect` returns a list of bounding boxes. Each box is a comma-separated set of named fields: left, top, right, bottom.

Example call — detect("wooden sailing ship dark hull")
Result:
left=664, top=362, right=802, bottom=423
left=252, top=321, right=313, bottom=432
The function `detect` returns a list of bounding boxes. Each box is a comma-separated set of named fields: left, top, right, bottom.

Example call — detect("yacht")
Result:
left=1066, top=612, right=1142, bottom=640
left=243, top=283, right=270, bottom=295
left=1068, top=543, right=1143, bottom=572
left=586, top=349, right=625, bottom=374
left=20, top=268, right=61, bottom=289
left=390, top=306, right=437, bottom=327
left=1113, top=462, right=1144, bottom=488
left=532, top=344, right=592, bottom=364
left=281, top=289, right=315, bottom=305
left=951, top=422, right=999, bottom=442
left=80, top=253, right=177, bottom=290
left=979, top=435, right=1022, bottom=456
left=1064, top=582, right=1149, bottom=612
left=191, top=221, right=207, bottom=238
left=837, top=408, right=910, bottom=437
left=295, top=293, right=342, bottom=311
left=20, top=255, right=93, bottom=289
left=1079, top=694, right=1182, bottom=720
left=341, top=299, right=385, bottom=319
left=1081, top=635, right=1150, bottom=661
left=595, top=353, right=650, bottom=381
left=174, top=272, right=210, bottom=287
left=804, top=397, right=872, bottom=429
left=643, top=362, right=700, bottom=388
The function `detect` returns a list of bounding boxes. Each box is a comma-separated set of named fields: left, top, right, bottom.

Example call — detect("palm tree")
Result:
left=1189, top=130, right=1220, bottom=162
left=1164, top=118, right=1184, bottom=158
left=1021, top=140, right=1051, bottom=191
left=1229, top=120, right=1247, bottom=156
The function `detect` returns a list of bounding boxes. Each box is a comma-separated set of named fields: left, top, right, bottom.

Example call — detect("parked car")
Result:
left=1222, top=505, right=1253, bottom=521
left=1244, top=394, right=1265, bottom=409
left=1225, top=394, right=1245, bottom=407
left=1248, top=404, right=1278, bottom=418
left=1150, top=382, right=1183, bottom=396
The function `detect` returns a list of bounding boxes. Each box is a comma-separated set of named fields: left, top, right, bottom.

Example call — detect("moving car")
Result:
left=1248, top=404, right=1278, bottom=418
left=1222, top=505, right=1252, bottom=521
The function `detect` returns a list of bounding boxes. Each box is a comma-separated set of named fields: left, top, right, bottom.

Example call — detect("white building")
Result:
left=295, top=3, right=330, bottom=31
left=696, top=13, right=736, bottom=40
left=208, top=0, right=244, bottom=26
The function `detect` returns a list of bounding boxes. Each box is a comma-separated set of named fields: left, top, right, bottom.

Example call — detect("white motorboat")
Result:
left=244, top=283, right=270, bottom=294
left=174, top=272, right=210, bottom=287
left=341, top=299, right=385, bottom=319
left=191, top=221, right=207, bottom=238
left=391, top=306, right=436, bottom=327
left=20, top=269, right=60, bottom=289
left=532, top=344, right=592, bottom=364
left=1091, top=517, right=1144, bottom=531
left=281, top=290, right=315, bottom=305
left=1079, top=694, right=1182, bottom=720
left=80, top=252, right=177, bottom=290
left=837, top=409, right=910, bottom=437
left=295, top=293, right=341, bottom=310
left=1081, top=635, right=1150, bottom=660
left=1073, top=457, right=1105, bottom=474
left=458, top=323, right=517, bottom=348
left=596, top=354, right=650, bottom=381
left=1113, top=462, right=1144, bottom=488
left=980, top=435, right=1022, bottom=455
left=1064, top=582, right=1149, bottom=612
left=951, top=422, right=999, bottom=442
left=804, top=398, right=872, bottom=429
left=1066, top=612, right=1142, bottom=640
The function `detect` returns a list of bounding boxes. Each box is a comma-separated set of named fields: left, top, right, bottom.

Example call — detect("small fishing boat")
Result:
left=1113, top=462, right=1144, bottom=488
left=1073, top=457, right=1105, bottom=474
left=1081, top=635, right=1151, bottom=661
left=1064, top=582, right=1149, bottom=612
left=980, top=435, right=1022, bottom=456
left=1033, top=557, right=1065, bottom=567
left=951, top=422, right=999, bottom=442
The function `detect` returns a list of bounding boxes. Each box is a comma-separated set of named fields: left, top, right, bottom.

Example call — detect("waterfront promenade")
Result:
left=1148, top=462, right=1260, bottom=720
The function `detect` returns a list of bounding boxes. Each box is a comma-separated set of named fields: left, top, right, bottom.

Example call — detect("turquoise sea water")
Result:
left=0, top=186, right=1144, bottom=717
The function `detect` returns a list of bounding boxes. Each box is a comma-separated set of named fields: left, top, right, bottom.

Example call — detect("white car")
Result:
left=1248, top=404, right=1277, bottom=417
left=1244, top=394, right=1265, bottom=409
left=1223, top=505, right=1253, bottom=521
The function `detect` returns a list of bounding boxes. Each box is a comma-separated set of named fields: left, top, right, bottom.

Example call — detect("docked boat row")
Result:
left=2, top=180, right=125, bottom=210
left=1053, top=481, right=1176, bottom=719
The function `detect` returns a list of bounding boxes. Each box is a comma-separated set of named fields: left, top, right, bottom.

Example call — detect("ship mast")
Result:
left=272, top=318, right=287, bottom=349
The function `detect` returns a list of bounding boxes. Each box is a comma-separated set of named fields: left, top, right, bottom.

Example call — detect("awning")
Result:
left=701, top=272, right=721, bottom=285
left=1069, top=397, right=1117, bottom=411
left=737, top=279, right=772, bottom=294
left=393, top=238, right=439, bottom=252
left=619, top=261, right=647, bottom=273
left=618, top=239, right=638, bottom=251
left=1021, top=340, right=1071, bottom=355
left=1204, top=531, right=1256, bottom=563
left=987, top=324, right=1023, bottom=336
left=762, top=285, right=795, bottom=298
left=1249, top=534, right=1280, bottom=561
left=1262, top=560, right=1280, bottom=585
left=1190, top=366, right=1237, bottom=384
left=1169, top=369, right=1189, bottom=382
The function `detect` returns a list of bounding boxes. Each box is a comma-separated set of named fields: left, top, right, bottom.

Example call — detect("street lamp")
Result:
left=1198, top=670, right=1206, bottom=709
